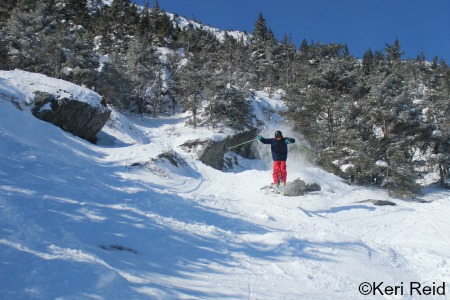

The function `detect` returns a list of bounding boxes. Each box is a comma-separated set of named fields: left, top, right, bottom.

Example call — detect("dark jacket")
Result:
left=259, top=137, right=295, bottom=161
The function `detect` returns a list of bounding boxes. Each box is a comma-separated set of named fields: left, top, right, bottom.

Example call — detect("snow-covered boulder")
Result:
left=31, top=91, right=110, bottom=142
left=0, top=70, right=111, bottom=142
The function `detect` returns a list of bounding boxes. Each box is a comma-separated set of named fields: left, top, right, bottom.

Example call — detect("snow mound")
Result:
left=0, top=70, right=104, bottom=109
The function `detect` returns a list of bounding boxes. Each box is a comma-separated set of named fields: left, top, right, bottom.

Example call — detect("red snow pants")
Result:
left=273, top=160, right=287, bottom=184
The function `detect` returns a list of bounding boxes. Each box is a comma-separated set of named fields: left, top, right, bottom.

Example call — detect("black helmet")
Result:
left=275, top=130, right=283, bottom=138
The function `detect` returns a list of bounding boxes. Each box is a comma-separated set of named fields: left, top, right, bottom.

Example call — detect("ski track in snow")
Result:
left=1, top=76, right=450, bottom=299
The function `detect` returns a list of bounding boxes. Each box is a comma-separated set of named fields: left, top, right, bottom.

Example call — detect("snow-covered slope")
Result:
left=0, top=70, right=104, bottom=109
left=1, top=73, right=450, bottom=299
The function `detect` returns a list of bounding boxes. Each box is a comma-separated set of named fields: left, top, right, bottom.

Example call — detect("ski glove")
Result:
left=285, top=139, right=293, bottom=144
left=257, top=135, right=263, bottom=140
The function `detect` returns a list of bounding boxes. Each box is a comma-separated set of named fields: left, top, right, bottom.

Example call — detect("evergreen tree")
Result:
left=178, top=53, right=210, bottom=128
left=164, top=49, right=183, bottom=113
left=217, top=85, right=251, bottom=130
left=279, top=34, right=297, bottom=87
left=148, top=0, right=173, bottom=45
left=299, top=39, right=309, bottom=57
left=284, top=56, right=357, bottom=148
left=362, top=48, right=374, bottom=75
left=0, top=0, right=19, bottom=27
left=147, top=61, right=167, bottom=117
left=99, top=0, right=139, bottom=54
left=4, top=0, right=60, bottom=74
left=125, top=31, right=159, bottom=114
left=4, top=0, right=97, bottom=78
left=248, top=13, right=279, bottom=88
left=86, top=0, right=104, bottom=16
left=362, top=70, right=422, bottom=194
left=137, top=0, right=151, bottom=36
left=60, top=25, right=99, bottom=86
left=426, top=60, right=450, bottom=186
left=252, top=13, right=275, bottom=43
left=385, top=36, right=404, bottom=63
left=217, top=32, right=249, bottom=88
left=54, top=0, right=90, bottom=27
left=0, top=29, right=9, bottom=69
left=96, top=58, right=131, bottom=110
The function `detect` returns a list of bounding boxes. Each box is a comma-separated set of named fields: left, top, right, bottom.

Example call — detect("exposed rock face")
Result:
left=190, top=128, right=258, bottom=170
left=31, top=91, right=111, bottom=142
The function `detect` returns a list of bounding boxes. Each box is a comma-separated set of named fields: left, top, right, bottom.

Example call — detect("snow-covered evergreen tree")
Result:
left=178, top=53, right=210, bottom=128
left=248, top=13, right=279, bottom=88
left=125, top=31, right=158, bottom=114
left=0, top=0, right=18, bottom=27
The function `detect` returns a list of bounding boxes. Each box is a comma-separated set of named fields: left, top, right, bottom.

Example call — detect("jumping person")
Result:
left=257, top=130, right=295, bottom=186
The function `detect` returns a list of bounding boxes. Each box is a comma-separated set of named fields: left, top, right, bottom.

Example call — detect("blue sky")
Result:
left=134, top=0, right=450, bottom=62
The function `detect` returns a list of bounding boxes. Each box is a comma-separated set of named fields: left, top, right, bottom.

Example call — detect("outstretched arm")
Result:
left=285, top=138, right=295, bottom=144
left=257, top=135, right=272, bottom=144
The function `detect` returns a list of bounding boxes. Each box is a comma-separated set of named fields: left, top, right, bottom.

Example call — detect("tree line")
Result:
left=0, top=0, right=448, bottom=195
left=283, top=38, right=449, bottom=196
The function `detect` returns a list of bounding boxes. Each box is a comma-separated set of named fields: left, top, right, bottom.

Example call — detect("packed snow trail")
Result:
left=1, top=89, right=450, bottom=298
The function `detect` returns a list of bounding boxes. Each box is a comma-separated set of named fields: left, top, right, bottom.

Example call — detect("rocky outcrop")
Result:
left=260, top=178, right=321, bottom=197
left=284, top=178, right=322, bottom=197
left=183, top=128, right=258, bottom=170
left=31, top=91, right=111, bottom=142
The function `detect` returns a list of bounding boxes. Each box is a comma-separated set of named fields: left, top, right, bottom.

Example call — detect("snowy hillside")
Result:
left=167, top=12, right=250, bottom=44
left=1, top=72, right=450, bottom=299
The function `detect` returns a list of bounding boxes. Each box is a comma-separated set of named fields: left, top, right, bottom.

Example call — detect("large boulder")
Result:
left=284, top=178, right=321, bottom=197
left=0, top=70, right=111, bottom=143
left=182, top=128, right=258, bottom=170
left=32, top=91, right=111, bottom=142
left=260, top=178, right=321, bottom=197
